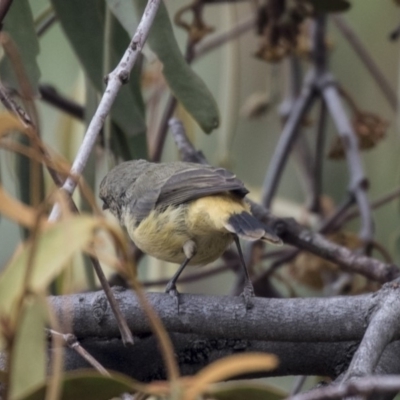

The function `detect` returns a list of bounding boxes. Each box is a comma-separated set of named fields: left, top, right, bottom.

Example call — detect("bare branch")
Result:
left=48, top=329, right=110, bottom=376
left=288, top=375, right=400, bottom=400
left=39, top=84, right=84, bottom=120
left=49, top=0, right=162, bottom=221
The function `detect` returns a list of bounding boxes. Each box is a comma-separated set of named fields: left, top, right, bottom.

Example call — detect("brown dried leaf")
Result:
left=287, top=231, right=380, bottom=293
left=328, top=111, right=389, bottom=159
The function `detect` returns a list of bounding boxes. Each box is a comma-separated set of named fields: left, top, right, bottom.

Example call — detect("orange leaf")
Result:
left=184, top=353, right=278, bottom=400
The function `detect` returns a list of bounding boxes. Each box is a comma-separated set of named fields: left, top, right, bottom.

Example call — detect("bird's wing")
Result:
left=129, top=164, right=248, bottom=223
left=157, top=165, right=248, bottom=207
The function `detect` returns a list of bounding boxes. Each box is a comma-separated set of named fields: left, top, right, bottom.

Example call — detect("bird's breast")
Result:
left=124, top=197, right=241, bottom=265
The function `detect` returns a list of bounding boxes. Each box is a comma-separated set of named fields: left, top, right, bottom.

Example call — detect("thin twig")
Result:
left=193, top=14, right=255, bottom=60
left=320, top=75, right=374, bottom=243
left=35, top=11, right=57, bottom=37
left=47, top=329, right=110, bottom=376
left=288, top=375, right=400, bottom=400
left=151, top=95, right=177, bottom=162
left=282, top=56, right=315, bottom=204
left=341, top=186, right=400, bottom=225
left=48, top=0, right=162, bottom=221
left=39, top=84, right=84, bottom=120
left=309, top=99, right=327, bottom=213
left=332, top=15, right=397, bottom=110
left=291, top=376, right=308, bottom=396
left=0, top=0, right=13, bottom=28
left=261, top=69, right=317, bottom=208
left=150, top=41, right=195, bottom=162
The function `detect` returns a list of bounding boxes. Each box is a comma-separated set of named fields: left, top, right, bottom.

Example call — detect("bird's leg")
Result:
left=234, top=235, right=255, bottom=309
left=165, top=240, right=196, bottom=297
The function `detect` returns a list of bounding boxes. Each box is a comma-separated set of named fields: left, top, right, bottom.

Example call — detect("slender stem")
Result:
left=321, top=77, right=374, bottom=242
left=150, top=95, right=177, bottom=162
left=193, top=14, right=255, bottom=60
left=39, top=84, right=84, bottom=120
left=318, top=194, right=355, bottom=234
left=288, top=375, right=400, bottom=400
left=309, top=99, right=327, bottom=213
left=35, top=8, right=57, bottom=37
left=103, top=5, right=113, bottom=167
left=151, top=41, right=195, bottom=162
left=342, top=186, right=400, bottom=224
left=332, top=15, right=397, bottom=110
left=48, top=330, right=110, bottom=376
left=48, top=0, right=162, bottom=221
left=0, top=0, right=13, bottom=28
left=282, top=56, right=315, bottom=203
left=312, top=14, right=327, bottom=73
left=261, top=70, right=317, bottom=208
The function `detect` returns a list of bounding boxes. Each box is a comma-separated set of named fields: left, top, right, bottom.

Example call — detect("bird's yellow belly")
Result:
left=125, top=203, right=234, bottom=266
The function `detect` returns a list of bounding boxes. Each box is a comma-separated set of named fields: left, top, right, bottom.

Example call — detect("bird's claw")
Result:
left=165, top=283, right=180, bottom=312
left=241, top=282, right=255, bottom=310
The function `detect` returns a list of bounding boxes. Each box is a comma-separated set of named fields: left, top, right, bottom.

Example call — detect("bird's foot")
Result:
left=165, top=281, right=181, bottom=312
left=240, top=281, right=255, bottom=310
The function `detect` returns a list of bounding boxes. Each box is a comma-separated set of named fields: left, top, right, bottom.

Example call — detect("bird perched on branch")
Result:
left=99, top=160, right=281, bottom=304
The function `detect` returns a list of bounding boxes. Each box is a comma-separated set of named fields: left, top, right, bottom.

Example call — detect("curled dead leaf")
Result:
left=328, top=111, right=389, bottom=159
left=287, top=231, right=381, bottom=294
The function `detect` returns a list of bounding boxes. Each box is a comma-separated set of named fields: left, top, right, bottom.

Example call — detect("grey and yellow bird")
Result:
left=99, top=160, right=281, bottom=300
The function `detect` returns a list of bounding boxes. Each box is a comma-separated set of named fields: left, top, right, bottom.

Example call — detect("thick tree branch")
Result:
left=60, top=335, right=356, bottom=381
left=49, top=289, right=375, bottom=343
left=48, top=288, right=400, bottom=387
left=342, top=281, right=400, bottom=380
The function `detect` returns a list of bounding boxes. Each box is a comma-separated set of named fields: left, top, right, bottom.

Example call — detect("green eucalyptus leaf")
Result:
left=50, top=0, right=146, bottom=138
left=105, top=0, right=138, bottom=37
left=0, top=0, right=41, bottom=92
left=17, top=370, right=138, bottom=400
left=309, top=0, right=351, bottom=13
left=0, top=216, right=102, bottom=325
left=133, top=0, right=220, bottom=134
left=9, top=297, right=47, bottom=400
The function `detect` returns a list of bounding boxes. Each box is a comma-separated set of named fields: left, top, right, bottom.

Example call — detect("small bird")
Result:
left=99, top=160, right=281, bottom=302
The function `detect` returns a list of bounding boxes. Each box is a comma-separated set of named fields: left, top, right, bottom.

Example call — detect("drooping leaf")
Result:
left=133, top=0, right=220, bottom=133
left=50, top=0, right=146, bottom=139
left=9, top=297, right=47, bottom=400
left=18, top=370, right=141, bottom=400
left=0, top=0, right=41, bottom=92
left=208, top=382, right=287, bottom=400
left=0, top=215, right=102, bottom=324
left=0, top=184, right=42, bottom=229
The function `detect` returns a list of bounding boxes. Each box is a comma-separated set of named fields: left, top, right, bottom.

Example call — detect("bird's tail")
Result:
left=224, top=212, right=282, bottom=245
